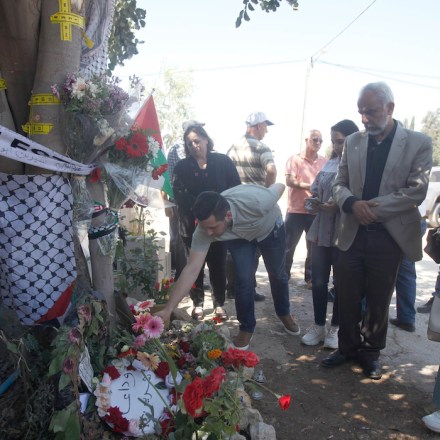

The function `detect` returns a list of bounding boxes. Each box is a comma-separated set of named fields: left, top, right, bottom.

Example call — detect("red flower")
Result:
left=115, top=137, right=128, bottom=151
left=212, top=316, right=223, bottom=324
left=179, top=340, right=191, bottom=353
left=182, top=377, right=204, bottom=417
left=152, top=164, right=168, bottom=180
left=63, top=357, right=75, bottom=375
left=123, top=199, right=135, bottom=208
left=203, top=366, right=226, bottom=398
left=176, top=356, right=187, bottom=368
left=155, top=361, right=170, bottom=380
left=160, top=415, right=175, bottom=436
left=68, top=327, right=81, bottom=345
left=278, top=394, right=291, bottom=411
left=221, top=348, right=260, bottom=369
left=89, top=167, right=101, bottom=183
left=77, top=304, right=92, bottom=322
left=103, top=365, right=121, bottom=380
left=117, top=348, right=137, bottom=358
left=105, top=406, right=129, bottom=433
left=126, top=131, right=149, bottom=157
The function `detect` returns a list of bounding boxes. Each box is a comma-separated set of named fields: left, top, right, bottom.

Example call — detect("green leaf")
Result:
left=4, top=339, right=18, bottom=354
left=58, top=372, right=72, bottom=391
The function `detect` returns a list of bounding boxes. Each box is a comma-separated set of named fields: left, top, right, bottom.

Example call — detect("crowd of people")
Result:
left=158, top=81, right=440, bottom=433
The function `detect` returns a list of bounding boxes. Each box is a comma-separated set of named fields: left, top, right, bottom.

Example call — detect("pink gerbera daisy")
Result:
left=132, top=313, right=151, bottom=333
left=144, top=316, right=164, bottom=339
left=133, top=333, right=148, bottom=348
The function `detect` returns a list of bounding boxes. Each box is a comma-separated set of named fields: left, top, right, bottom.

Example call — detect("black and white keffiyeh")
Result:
left=0, top=173, right=76, bottom=325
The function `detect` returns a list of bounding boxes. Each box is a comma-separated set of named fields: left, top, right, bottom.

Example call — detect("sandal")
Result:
left=214, top=307, right=228, bottom=320
left=191, top=307, right=204, bottom=321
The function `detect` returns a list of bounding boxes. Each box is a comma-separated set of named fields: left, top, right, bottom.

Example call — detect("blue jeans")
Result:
left=311, top=243, right=339, bottom=326
left=395, top=220, right=427, bottom=324
left=227, top=223, right=290, bottom=333
left=284, top=212, right=314, bottom=282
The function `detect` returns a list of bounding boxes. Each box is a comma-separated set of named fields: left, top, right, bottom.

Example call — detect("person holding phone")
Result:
left=301, top=120, right=359, bottom=349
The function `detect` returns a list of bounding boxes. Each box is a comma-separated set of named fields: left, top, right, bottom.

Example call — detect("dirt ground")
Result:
left=178, top=235, right=440, bottom=440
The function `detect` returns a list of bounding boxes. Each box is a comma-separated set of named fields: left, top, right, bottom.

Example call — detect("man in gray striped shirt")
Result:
left=226, top=112, right=277, bottom=301
left=227, top=111, right=277, bottom=187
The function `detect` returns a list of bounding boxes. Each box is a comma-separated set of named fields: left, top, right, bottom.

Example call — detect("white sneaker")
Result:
left=301, top=324, right=325, bottom=346
left=323, top=326, right=339, bottom=349
left=422, top=410, right=440, bottom=433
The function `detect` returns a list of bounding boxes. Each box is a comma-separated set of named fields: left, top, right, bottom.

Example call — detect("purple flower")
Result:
left=68, top=327, right=82, bottom=345
left=63, top=357, right=75, bottom=375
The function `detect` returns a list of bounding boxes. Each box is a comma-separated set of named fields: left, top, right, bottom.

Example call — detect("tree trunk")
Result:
left=26, top=0, right=84, bottom=174
left=0, top=0, right=40, bottom=173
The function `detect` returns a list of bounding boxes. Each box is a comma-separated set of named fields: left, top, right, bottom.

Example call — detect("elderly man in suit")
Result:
left=321, top=82, right=432, bottom=380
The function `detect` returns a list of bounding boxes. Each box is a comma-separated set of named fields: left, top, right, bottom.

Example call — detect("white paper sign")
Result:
left=110, top=369, right=169, bottom=435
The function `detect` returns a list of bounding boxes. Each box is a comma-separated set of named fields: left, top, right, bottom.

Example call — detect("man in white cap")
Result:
left=226, top=111, right=278, bottom=301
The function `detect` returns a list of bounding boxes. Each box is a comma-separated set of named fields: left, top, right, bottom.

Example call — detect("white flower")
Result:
left=87, top=82, right=99, bottom=97
left=128, top=419, right=142, bottom=436
left=71, top=77, right=86, bottom=99
left=147, top=136, right=161, bottom=159
left=165, top=371, right=182, bottom=389
left=195, top=366, right=207, bottom=376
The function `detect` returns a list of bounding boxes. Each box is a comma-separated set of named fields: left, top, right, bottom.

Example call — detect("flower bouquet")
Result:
left=93, top=302, right=292, bottom=438
left=52, top=73, right=129, bottom=229
left=92, top=128, right=168, bottom=255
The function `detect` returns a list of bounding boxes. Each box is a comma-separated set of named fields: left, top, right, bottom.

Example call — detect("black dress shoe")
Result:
left=321, top=350, right=351, bottom=367
left=254, top=292, right=266, bottom=301
left=389, top=318, right=415, bottom=332
left=361, top=360, right=382, bottom=380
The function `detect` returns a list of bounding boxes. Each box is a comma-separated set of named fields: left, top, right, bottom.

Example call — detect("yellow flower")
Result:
left=136, top=352, right=160, bottom=370
left=207, top=349, right=222, bottom=360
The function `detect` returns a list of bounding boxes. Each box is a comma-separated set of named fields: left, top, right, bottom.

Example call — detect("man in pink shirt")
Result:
left=285, top=130, right=327, bottom=287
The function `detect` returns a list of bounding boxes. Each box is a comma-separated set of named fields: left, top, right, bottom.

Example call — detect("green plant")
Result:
left=115, top=208, right=166, bottom=301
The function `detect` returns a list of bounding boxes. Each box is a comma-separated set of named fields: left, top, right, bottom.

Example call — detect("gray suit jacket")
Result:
left=333, top=123, right=432, bottom=262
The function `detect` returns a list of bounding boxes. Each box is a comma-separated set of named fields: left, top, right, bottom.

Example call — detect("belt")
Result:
left=359, top=223, right=386, bottom=232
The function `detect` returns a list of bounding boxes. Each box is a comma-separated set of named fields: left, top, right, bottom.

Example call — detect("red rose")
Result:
left=278, top=394, right=291, bottom=411
left=106, top=406, right=129, bottom=433
left=182, top=377, right=204, bottom=417
left=103, top=365, right=120, bottom=380
left=242, top=351, right=259, bottom=368
left=221, top=348, right=260, bottom=369
left=203, top=366, right=226, bottom=397
left=155, top=361, right=170, bottom=380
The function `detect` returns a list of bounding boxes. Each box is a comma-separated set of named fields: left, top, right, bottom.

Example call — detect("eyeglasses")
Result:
left=310, top=137, right=323, bottom=143
left=187, top=138, right=202, bottom=147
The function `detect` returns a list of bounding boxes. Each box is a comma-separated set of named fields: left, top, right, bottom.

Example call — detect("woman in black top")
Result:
left=173, top=124, right=241, bottom=320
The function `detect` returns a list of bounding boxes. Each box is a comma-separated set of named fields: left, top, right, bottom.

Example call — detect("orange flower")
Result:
left=207, top=349, right=222, bottom=360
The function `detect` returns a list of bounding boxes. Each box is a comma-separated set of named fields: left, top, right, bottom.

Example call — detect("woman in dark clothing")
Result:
left=173, top=125, right=241, bottom=320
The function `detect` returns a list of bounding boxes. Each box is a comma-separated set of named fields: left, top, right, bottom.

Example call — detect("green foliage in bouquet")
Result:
left=115, top=211, right=166, bottom=301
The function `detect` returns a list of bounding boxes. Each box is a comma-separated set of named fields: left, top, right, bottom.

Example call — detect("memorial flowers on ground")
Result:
left=92, top=300, right=292, bottom=438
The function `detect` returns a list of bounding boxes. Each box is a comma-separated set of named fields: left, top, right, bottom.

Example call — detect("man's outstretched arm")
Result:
left=155, top=248, right=208, bottom=322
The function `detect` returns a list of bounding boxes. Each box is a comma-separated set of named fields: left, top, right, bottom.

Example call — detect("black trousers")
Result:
left=181, top=236, right=226, bottom=308
left=336, top=227, right=402, bottom=361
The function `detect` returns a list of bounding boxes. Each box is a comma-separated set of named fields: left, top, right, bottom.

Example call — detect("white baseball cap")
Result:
left=246, top=112, right=274, bottom=126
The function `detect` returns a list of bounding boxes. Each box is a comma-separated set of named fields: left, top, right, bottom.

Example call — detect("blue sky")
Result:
left=116, top=0, right=440, bottom=169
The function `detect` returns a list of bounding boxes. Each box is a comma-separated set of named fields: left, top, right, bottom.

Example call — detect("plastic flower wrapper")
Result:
left=53, top=73, right=129, bottom=231
left=101, top=128, right=168, bottom=208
